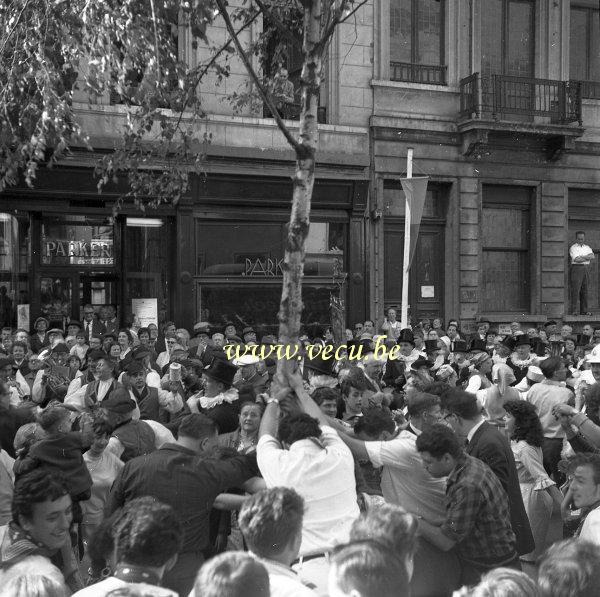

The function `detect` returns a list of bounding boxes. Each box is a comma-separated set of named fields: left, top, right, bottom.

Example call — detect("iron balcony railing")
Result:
left=459, top=73, right=582, bottom=125
left=390, top=62, right=447, bottom=86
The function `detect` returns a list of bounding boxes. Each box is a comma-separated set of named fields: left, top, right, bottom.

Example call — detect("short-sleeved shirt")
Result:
left=257, top=426, right=359, bottom=556
left=442, top=455, right=516, bottom=564
left=365, top=430, right=446, bottom=524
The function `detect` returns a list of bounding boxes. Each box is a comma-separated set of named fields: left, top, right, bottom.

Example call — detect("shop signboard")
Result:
left=42, top=238, right=114, bottom=266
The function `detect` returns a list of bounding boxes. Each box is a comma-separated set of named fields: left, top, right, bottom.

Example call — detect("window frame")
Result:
left=570, top=5, right=600, bottom=82
left=389, top=0, right=447, bottom=85
left=480, top=186, right=533, bottom=313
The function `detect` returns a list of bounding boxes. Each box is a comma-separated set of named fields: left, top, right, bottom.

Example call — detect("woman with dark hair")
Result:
left=504, top=399, right=564, bottom=562
left=116, top=329, right=133, bottom=362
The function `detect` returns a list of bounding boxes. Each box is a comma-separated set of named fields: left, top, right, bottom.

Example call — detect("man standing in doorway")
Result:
left=570, top=231, right=595, bottom=316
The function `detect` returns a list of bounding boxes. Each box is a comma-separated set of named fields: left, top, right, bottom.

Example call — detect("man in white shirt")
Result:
left=256, top=368, right=359, bottom=596
left=526, top=356, right=573, bottom=480
left=570, top=230, right=595, bottom=316
left=570, top=455, right=600, bottom=545
left=333, top=392, right=460, bottom=597
left=238, top=487, right=317, bottom=597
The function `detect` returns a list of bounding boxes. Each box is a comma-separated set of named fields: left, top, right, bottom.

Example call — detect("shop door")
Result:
left=80, top=274, right=118, bottom=321
left=384, top=224, right=445, bottom=324
left=37, top=272, right=118, bottom=326
left=38, top=272, right=78, bottom=328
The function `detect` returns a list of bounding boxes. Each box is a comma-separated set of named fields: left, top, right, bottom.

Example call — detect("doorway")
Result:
left=384, top=224, right=445, bottom=324
left=36, top=271, right=118, bottom=325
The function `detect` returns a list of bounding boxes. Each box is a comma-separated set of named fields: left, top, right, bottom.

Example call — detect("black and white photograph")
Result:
left=0, top=1, right=600, bottom=595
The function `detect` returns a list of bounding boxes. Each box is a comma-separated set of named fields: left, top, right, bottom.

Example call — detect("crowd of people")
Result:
left=2, top=305, right=600, bottom=596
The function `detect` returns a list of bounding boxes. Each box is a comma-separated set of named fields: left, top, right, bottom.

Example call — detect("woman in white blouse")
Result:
left=504, top=399, right=565, bottom=562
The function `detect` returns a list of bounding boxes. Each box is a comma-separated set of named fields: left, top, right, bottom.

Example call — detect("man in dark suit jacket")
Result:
left=82, top=304, right=106, bottom=343
left=441, top=389, right=535, bottom=557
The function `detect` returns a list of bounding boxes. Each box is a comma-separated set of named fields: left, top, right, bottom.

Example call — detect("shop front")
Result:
left=179, top=173, right=369, bottom=334
left=0, top=206, right=175, bottom=332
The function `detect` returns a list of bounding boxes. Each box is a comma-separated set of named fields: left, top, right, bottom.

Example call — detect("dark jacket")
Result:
left=111, top=419, right=156, bottom=463
left=14, top=432, right=92, bottom=497
left=466, top=421, right=535, bottom=556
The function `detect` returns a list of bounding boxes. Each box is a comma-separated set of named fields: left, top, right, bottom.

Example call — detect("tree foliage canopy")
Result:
left=0, top=0, right=365, bottom=209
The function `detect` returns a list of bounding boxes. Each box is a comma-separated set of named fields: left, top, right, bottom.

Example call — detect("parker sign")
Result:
left=43, top=239, right=114, bottom=266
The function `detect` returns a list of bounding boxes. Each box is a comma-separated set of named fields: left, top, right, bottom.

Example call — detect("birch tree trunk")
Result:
left=275, top=0, right=324, bottom=382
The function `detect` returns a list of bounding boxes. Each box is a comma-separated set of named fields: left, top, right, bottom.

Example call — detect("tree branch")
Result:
left=172, top=7, right=262, bottom=133
left=149, top=0, right=161, bottom=77
left=254, top=0, right=302, bottom=52
left=318, top=0, right=369, bottom=50
left=0, top=0, right=32, bottom=57
left=214, top=0, right=303, bottom=154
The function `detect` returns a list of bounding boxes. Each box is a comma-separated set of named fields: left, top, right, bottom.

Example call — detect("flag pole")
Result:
left=401, top=148, right=413, bottom=329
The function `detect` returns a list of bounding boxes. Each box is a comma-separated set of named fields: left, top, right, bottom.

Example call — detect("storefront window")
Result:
left=198, top=284, right=337, bottom=336
left=196, top=220, right=345, bottom=277
left=0, top=214, right=30, bottom=330
left=41, top=216, right=114, bottom=266
left=123, top=217, right=171, bottom=326
left=195, top=219, right=346, bottom=330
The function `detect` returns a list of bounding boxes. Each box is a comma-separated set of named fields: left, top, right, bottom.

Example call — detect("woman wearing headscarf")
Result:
left=476, top=363, right=520, bottom=426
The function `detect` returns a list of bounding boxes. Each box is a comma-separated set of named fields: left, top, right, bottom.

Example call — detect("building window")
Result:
left=570, top=5, right=600, bottom=99
left=481, top=0, right=534, bottom=77
left=0, top=214, right=30, bottom=330
left=389, top=0, right=446, bottom=85
left=481, top=186, right=531, bottom=312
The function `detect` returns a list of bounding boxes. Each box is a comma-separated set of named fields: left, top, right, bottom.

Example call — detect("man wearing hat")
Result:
left=189, top=321, right=211, bottom=354
left=65, top=356, right=121, bottom=412
left=64, top=348, right=106, bottom=397
left=30, top=317, right=50, bottom=354
left=66, top=320, right=83, bottom=339
left=187, top=359, right=240, bottom=434
left=101, top=387, right=174, bottom=462
left=242, top=327, right=257, bottom=344
left=408, top=357, right=434, bottom=389
left=507, top=336, right=538, bottom=385
left=514, top=365, right=545, bottom=398
left=124, top=360, right=184, bottom=423
left=449, top=338, right=470, bottom=382
left=46, top=328, right=65, bottom=350
left=31, top=343, right=71, bottom=405
left=303, top=350, right=338, bottom=394
left=233, top=354, right=268, bottom=396
left=382, top=328, right=424, bottom=391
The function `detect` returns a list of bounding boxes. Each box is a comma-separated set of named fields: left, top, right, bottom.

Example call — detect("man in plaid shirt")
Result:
left=416, top=424, right=519, bottom=586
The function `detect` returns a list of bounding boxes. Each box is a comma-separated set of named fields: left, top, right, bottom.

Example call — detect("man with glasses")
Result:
left=82, top=305, right=105, bottom=344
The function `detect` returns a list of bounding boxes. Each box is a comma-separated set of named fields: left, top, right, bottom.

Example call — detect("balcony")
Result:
left=458, top=73, right=584, bottom=159
left=390, top=62, right=447, bottom=86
